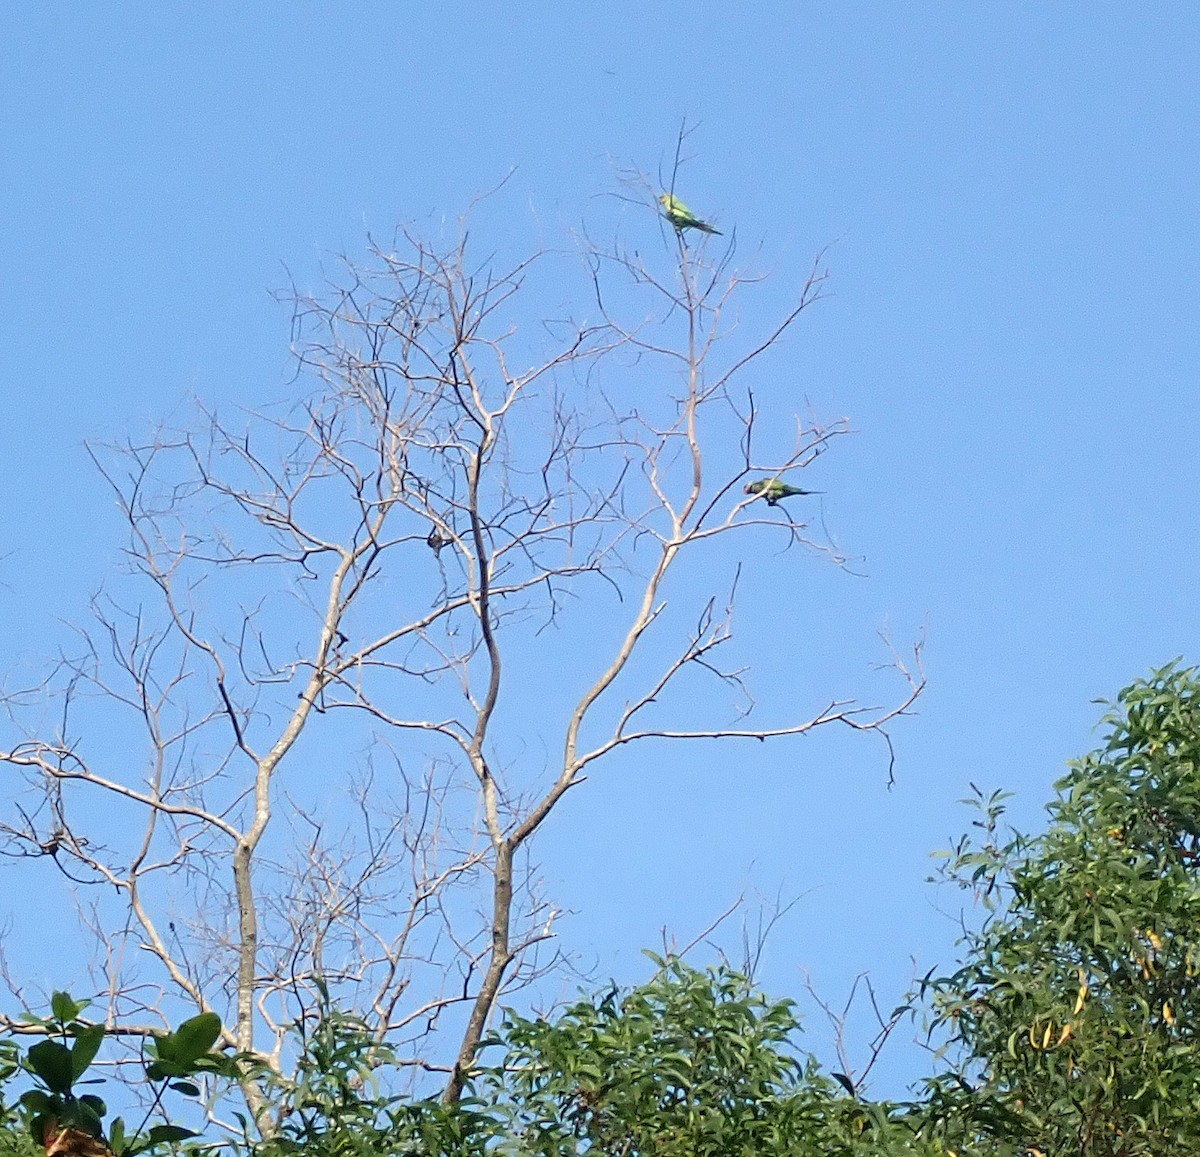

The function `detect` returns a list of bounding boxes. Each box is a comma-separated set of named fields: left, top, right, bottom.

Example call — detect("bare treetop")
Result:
left=0, top=175, right=922, bottom=1128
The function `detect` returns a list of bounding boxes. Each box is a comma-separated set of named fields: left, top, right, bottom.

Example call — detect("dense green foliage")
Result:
left=0, top=1035, right=39, bottom=1156
left=478, top=955, right=924, bottom=1156
left=6, top=664, right=1200, bottom=1156
left=924, top=662, right=1200, bottom=1156
left=0, top=995, right=228, bottom=1156
left=0, top=963, right=926, bottom=1157
left=233, top=955, right=934, bottom=1156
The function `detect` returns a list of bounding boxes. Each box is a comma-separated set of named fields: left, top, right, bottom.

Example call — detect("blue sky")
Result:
left=3, top=3, right=1199, bottom=1099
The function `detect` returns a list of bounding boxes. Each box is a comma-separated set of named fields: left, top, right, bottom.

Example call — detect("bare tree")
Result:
left=0, top=168, right=922, bottom=1125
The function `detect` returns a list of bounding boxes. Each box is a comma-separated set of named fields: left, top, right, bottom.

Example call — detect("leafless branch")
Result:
left=0, top=150, right=923, bottom=1127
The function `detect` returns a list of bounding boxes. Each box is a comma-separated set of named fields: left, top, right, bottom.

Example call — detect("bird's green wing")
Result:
left=659, top=192, right=721, bottom=234
left=660, top=193, right=687, bottom=217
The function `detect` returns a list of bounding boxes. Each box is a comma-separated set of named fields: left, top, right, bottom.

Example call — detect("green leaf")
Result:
left=71, top=1024, right=106, bottom=1079
left=170, top=1012, right=222, bottom=1066
left=145, top=1124, right=198, bottom=1143
left=27, top=1039, right=74, bottom=1094
left=145, top=1059, right=188, bottom=1081
left=18, top=1089, right=53, bottom=1114
left=169, top=1080, right=200, bottom=1097
left=190, top=1052, right=241, bottom=1079
left=74, top=1098, right=104, bottom=1135
left=831, top=1072, right=856, bottom=1097
left=151, top=1032, right=180, bottom=1065
left=50, top=992, right=83, bottom=1024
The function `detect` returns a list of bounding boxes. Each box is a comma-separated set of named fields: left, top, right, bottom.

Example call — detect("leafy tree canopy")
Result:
left=923, top=661, right=1200, bottom=1157
left=8, top=664, right=1200, bottom=1157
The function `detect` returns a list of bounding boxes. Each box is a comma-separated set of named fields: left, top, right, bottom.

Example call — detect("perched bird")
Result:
left=658, top=192, right=722, bottom=235
left=426, top=526, right=449, bottom=555
left=743, top=479, right=822, bottom=507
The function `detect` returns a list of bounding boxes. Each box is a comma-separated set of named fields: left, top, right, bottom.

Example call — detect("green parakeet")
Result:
left=743, top=479, right=822, bottom=507
left=658, top=192, right=722, bottom=235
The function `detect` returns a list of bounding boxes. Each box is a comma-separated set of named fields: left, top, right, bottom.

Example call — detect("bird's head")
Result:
left=742, top=482, right=757, bottom=495
left=657, top=193, right=671, bottom=208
